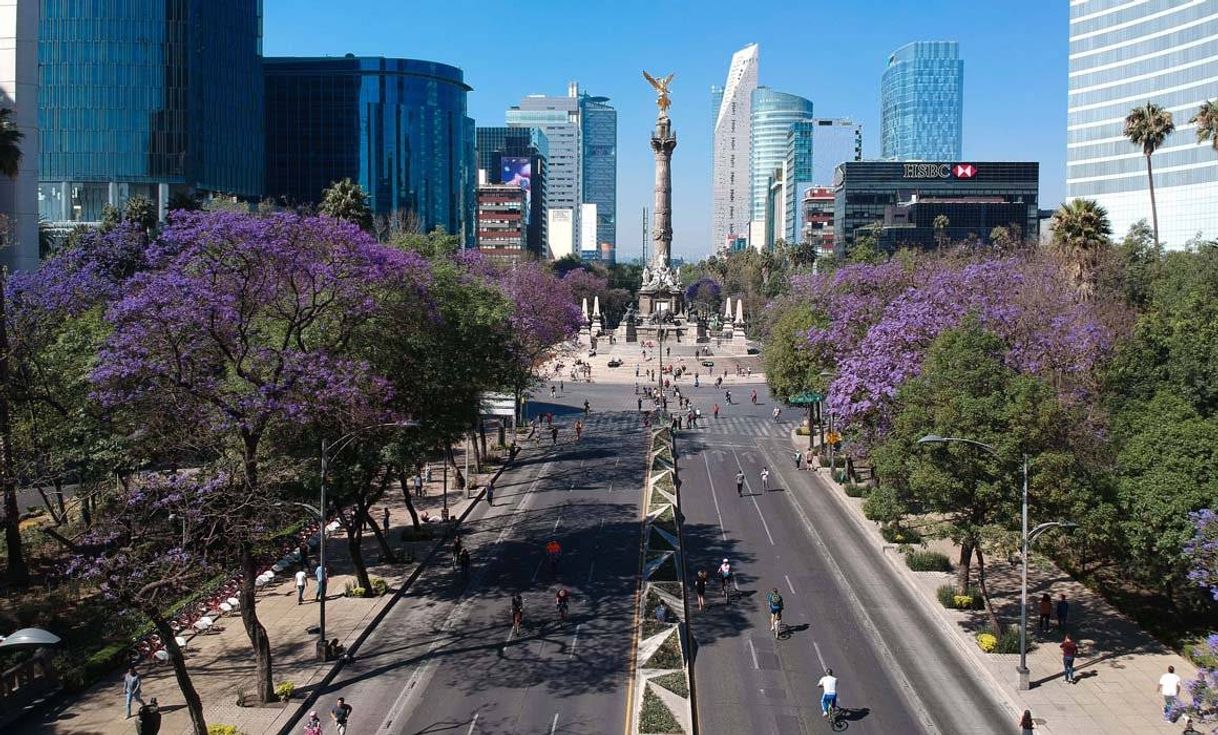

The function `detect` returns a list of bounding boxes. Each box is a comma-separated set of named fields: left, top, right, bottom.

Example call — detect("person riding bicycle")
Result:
left=751, top=389, right=758, bottom=405
left=458, top=548, right=471, bottom=577
left=511, top=592, right=524, bottom=632
left=717, top=559, right=733, bottom=593
left=583, top=400, right=590, bottom=415
left=772, top=406, right=781, bottom=421
left=735, top=470, right=745, bottom=497
left=818, top=667, right=839, bottom=718
left=545, top=539, right=562, bottom=572
left=555, top=587, right=570, bottom=619
left=767, top=588, right=784, bottom=632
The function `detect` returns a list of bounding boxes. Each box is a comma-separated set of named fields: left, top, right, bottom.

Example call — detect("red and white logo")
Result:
left=953, top=164, right=976, bottom=179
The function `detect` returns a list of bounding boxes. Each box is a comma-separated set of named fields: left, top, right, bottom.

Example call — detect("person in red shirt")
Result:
left=1060, top=634, right=1079, bottom=684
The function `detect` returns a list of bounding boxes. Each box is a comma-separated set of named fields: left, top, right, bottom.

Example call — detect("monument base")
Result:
left=637, top=287, right=684, bottom=318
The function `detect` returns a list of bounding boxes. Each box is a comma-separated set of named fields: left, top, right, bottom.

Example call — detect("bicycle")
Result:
left=827, top=700, right=847, bottom=732
left=719, top=574, right=732, bottom=604
left=511, top=608, right=523, bottom=637
left=772, top=611, right=785, bottom=640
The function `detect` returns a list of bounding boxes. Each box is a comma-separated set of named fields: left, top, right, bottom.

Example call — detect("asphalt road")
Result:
left=676, top=375, right=1015, bottom=734
left=316, top=387, right=647, bottom=735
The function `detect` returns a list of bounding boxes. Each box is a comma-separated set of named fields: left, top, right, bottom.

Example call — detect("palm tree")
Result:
left=1190, top=99, right=1218, bottom=153
left=1123, top=103, right=1175, bottom=252
left=0, top=108, right=23, bottom=179
left=1051, top=198, right=1113, bottom=300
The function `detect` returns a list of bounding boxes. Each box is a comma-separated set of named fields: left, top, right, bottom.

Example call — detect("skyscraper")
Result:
left=581, top=93, right=617, bottom=262
left=880, top=41, right=963, bottom=160
left=264, top=57, right=476, bottom=246
left=476, top=126, right=548, bottom=258
left=750, top=87, right=813, bottom=247
left=808, top=118, right=864, bottom=186
left=1067, top=0, right=1218, bottom=247
left=711, top=43, right=759, bottom=253
left=0, top=0, right=38, bottom=272
left=38, top=0, right=264, bottom=226
left=784, top=121, right=815, bottom=244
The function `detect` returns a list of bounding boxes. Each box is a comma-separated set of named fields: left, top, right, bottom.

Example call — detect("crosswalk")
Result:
left=523, top=410, right=797, bottom=442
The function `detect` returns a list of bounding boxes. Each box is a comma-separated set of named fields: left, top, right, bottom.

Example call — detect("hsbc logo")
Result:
left=902, top=163, right=979, bottom=179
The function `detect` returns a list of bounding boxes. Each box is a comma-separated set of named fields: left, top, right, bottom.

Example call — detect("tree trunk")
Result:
left=343, top=512, right=373, bottom=593
left=1146, top=154, right=1161, bottom=254
left=470, top=431, right=483, bottom=473
left=365, top=509, right=396, bottom=562
left=151, top=613, right=207, bottom=735
left=975, top=545, right=1003, bottom=635
left=446, top=446, right=465, bottom=491
left=38, top=486, right=64, bottom=525
left=54, top=479, right=67, bottom=524
left=238, top=543, right=274, bottom=703
left=0, top=265, right=29, bottom=588
left=397, top=465, right=420, bottom=530
left=955, top=540, right=974, bottom=595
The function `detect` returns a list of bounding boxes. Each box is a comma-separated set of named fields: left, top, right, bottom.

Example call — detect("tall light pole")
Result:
left=656, top=325, right=667, bottom=420
left=917, top=434, right=1074, bottom=691
left=315, top=419, right=417, bottom=660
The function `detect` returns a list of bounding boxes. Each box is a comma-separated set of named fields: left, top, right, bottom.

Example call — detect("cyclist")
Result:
left=511, top=593, right=524, bottom=635
left=818, top=668, right=838, bottom=718
left=555, top=587, right=570, bottom=621
left=694, top=569, right=708, bottom=611
left=717, top=558, right=733, bottom=599
left=545, top=539, right=562, bottom=574
left=761, top=467, right=770, bottom=492
left=713, top=403, right=720, bottom=419
left=575, top=420, right=583, bottom=441
left=750, top=389, right=758, bottom=405
left=772, top=406, right=781, bottom=422
left=452, top=534, right=463, bottom=568
left=550, top=426, right=559, bottom=445
left=767, top=587, right=784, bottom=634
left=550, top=385, right=557, bottom=399
left=725, top=390, right=732, bottom=405
left=583, top=400, right=591, bottom=415
left=735, top=470, right=745, bottom=497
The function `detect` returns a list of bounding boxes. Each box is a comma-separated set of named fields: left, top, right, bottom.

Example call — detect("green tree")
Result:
left=933, top=215, right=951, bottom=250
left=0, top=108, right=24, bottom=178
left=123, top=195, right=158, bottom=233
left=1190, top=99, right=1218, bottom=154
left=761, top=301, right=821, bottom=400
left=390, top=227, right=460, bottom=258
left=1124, top=103, right=1175, bottom=251
left=320, top=177, right=374, bottom=231
left=1051, top=198, right=1113, bottom=300
left=0, top=106, right=25, bottom=585
left=1101, top=220, right=1158, bottom=308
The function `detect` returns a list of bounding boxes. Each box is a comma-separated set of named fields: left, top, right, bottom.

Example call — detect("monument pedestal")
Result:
left=637, top=287, right=684, bottom=319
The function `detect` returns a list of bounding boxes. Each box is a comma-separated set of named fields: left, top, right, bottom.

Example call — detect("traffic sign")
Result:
left=788, top=392, right=823, bottom=405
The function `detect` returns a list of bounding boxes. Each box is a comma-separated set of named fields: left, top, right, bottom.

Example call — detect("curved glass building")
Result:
left=1068, top=0, right=1218, bottom=247
left=38, top=0, right=265, bottom=223
left=711, top=43, right=759, bottom=252
left=265, top=56, right=475, bottom=246
left=750, top=87, right=813, bottom=245
left=880, top=41, right=964, bottom=161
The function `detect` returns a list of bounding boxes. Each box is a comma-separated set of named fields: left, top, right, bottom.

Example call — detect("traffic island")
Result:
left=629, top=426, right=693, bottom=735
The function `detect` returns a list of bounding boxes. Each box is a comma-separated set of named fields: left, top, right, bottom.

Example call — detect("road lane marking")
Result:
left=748, top=637, right=760, bottom=669
left=569, top=624, right=581, bottom=659
left=701, top=452, right=728, bottom=541
left=813, top=640, right=827, bottom=670
left=467, top=713, right=479, bottom=734
left=531, top=558, right=545, bottom=583
left=550, top=712, right=560, bottom=734
left=785, top=574, right=796, bottom=594
left=731, top=449, right=775, bottom=546
left=587, top=560, right=596, bottom=584
left=553, top=516, right=562, bottom=531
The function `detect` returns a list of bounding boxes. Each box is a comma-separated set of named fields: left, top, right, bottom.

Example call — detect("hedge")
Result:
left=935, top=584, right=986, bottom=610
left=640, top=686, right=684, bottom=734
left=905, top=550, right=953, bottom=572
left=651, top=671, right=690, bottom=698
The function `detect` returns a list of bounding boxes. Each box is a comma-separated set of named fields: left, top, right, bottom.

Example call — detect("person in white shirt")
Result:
left=760, top=468, right=770, bottom=492
left=294, top=569, right=308, bottom=605
left=818, top=668, right=838, bottom=717
left=1158, top=665, right=1182, bottom=720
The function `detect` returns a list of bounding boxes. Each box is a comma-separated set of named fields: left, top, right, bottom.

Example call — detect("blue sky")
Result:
left=265, top=0, right=1069, bottom=260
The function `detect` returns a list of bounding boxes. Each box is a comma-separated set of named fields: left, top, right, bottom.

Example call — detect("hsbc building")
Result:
left=832, top=161, right=1039, bottom=256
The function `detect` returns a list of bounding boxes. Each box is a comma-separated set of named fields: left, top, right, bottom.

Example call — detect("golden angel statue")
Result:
left=643, top=71, right=675, bottom=113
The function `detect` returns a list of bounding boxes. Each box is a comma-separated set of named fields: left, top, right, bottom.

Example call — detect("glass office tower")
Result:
left=38, top=0, right=264, bottom=223
left=750, top=87, right=813, bottom=243
left=784, top=121, right=815, bottom=243
left=711, top=43, right=759, bottom=252
left=1068, top=0, right=1218, bottom=247
left=264, top=56, right=476, bottom=247
left=581, top=93, right=617, bottom=262
left=880, top=41, right=963, bottom=161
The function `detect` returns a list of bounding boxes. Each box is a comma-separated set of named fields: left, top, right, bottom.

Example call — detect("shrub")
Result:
left=274, top=681, right=295, bottom=701
left=640, top=686, right=683, bottom=734
left=346, top=586, right=366, bottom=598
left=650, top=557, right=678, bottom=582
left=641, top=617, right=672, bottom=639
left=936, top=584, right=985, bottom=610
left=208, top=726, right=244, bottom=735
left=832, top=470, right=848, bottom=483
left=976, top=633, right=998, bottom=653
left=644, top=631, right=684, bottom=670
left=994, top=627, right=1028, bottom=654
left=880, top=524, right=922, bottom=544
left=369, top=577, right=389, bottom=596
left=843, top=483, right=869, bottom=498
left=651, top=671, right=690, bottom=698
left=905, top=551, right=952, bottom=572
left=862, top=485, right=906, bottom=524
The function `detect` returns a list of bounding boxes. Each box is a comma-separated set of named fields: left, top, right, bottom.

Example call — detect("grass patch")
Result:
left=649, top=556, right=678, bottom=582
left=905, top=550, right=952, bottom=572
left=640, top=685, right=684, bottom=734
left=651, top=671, right=689, bottom=698
left=643, top=589, right=664, bottom=620
left=654, top=506, right=677, bottom=536
left=642, top=617, right=673, bottom=639
left=643, top=631, right=684, bottom=670
left=649, top=485, right=671, bottom=511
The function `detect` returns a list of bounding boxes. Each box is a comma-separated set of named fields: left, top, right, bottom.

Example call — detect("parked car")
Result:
left=607, top=358, right=623, bottom=367
left=701, top=360, right=715, bottom=367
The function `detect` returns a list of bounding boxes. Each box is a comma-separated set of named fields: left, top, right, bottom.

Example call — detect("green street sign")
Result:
left=788, top=392, right=823, bottom=405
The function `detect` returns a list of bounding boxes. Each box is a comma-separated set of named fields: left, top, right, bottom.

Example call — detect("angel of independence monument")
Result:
left=637, top=70, right=683, bottom=320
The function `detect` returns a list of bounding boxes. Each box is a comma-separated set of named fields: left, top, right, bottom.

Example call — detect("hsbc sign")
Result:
left=902, top=163, right=978, bottom=179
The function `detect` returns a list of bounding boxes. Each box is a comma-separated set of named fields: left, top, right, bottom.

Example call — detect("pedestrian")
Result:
left=638, top=397, right=643, bottom=412
left=414, top=473, right=424, bottom=497
left=1055, top=593, right=1069, bottom=631
left=295, top=567, right=308, bottom=604
left=425, top=463, right=433, bottom=482
left=760, top=467, right=770, bottom=492
left=486, top=482, right=495, bottom=506
left=551, top=385, right=557, bottom=398
left=298, top=542, right=310, bottom=573
left=1060, top=634, right=1078, bottom=684
left=695, top=569, right=708, bottom=611
left=551, top=426, right=558, bottom=445
left=560, top=380, right=564, bottom=393
left=1019, top=710, right=1035, bottom=735
left=793, top=451, right=801, bottom=470
left=123, top=667, right=145, bottom=718
left=736, top=470, right=745, bottom=497
left=382, top=506, right=390, bottom=531
left=330, top=697, right=353, bottom=735
left=713, top=403, right=720, bottom=419
left=136, top=698, right=161, bottom=735
left=459, top=548, right=471, bottom=578
left=315, top=563, right=327, bottom=601
left=1038, top=593, right=1052, bottom=633
left=303, top=711, right=322, bottom=735
left=1159, top=665, right=1182, bottom=720
left=575, top=420, right=583, bottom=440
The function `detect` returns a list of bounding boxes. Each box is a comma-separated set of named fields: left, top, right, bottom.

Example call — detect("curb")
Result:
left=782, top=429, right=1027, bottom=728
left=274, top=459, right=515, bottom=735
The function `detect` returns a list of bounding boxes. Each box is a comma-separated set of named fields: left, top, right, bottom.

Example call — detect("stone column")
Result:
left=650, top=116, right=677, bottom=271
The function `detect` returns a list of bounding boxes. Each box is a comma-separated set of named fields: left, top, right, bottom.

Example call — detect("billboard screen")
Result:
left=500, top=157, right=531, bottom=191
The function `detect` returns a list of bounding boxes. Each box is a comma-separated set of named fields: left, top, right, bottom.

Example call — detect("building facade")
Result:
left=476, top=126, right=547, bottom=257
left=711, top=43, right=759, bottom=252
left=581, top=93, right=616, bottom=262
left=880, top=41, right=963, bottom=161
left=38, top=0, right=264, bottom=225
left=802, top=186, right=835, bottom=252
left=508, top=84, right=582, bottom=251
left=809, top=118, right=863, bottom=186
left=1067, top=0, right=1218, bottom=247
left=784, top=120, right=815, bottom=244
left=476, top=184, right=527, bottom=262
left=833, top=161, right=1039, bottom=255
left=0, top=0, right=39, bottom=272
left=750, top=87, right=813, bottom=249
left=264, top=56, right=475, bottom=246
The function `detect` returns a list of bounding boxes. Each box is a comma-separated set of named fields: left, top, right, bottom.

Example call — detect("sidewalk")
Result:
left=787, top=430, right=1195, bottom=735
left=20, top=447, right=497, bottom=735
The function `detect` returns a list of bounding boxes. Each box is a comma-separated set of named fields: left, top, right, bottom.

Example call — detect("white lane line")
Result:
left=785, top=574, right=796, bottom=594
left=813, top=640, right=827, bottom=670
left=549, top=712, right=560, bottom=734
left=531, top=558, right=545, bottom=583
left=553, top=516, right=561, bottom=532
left=569, top=624, right=581, bottom=659
left=748, top=637, right=760, bottom=670
left=701, top=452, right=728, bottom=541
left=466, top=712, right=479, bottom=735
left=732, top=449, right=775, bottom=546
left=586, top=560, right=596, bottom=584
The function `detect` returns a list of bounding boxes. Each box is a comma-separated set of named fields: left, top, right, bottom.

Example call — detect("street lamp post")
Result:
left=916, top=434, right=1075, bottom=691
left=656, top=326, right=667, bottom=420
